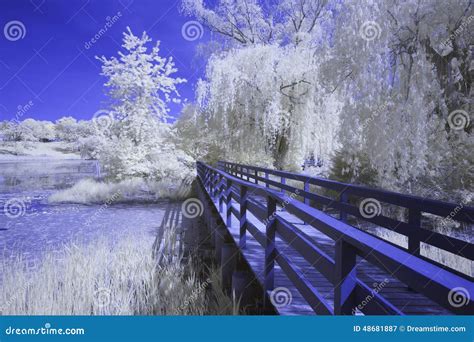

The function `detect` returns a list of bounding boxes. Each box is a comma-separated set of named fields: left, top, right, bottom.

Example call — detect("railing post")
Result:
left=218, top=176, right=224, bottom=213
left=280, top=177, right=286, bottom=212
left=303, top=180, right=310, bottom=225
left=254, top=169, right=258, bottom=184
left=239, top=185, right=248, bottom=249
left=264, top=196, right=277, bottom=292
left=339, top=191, right=348, bottom=223
left=265, top=172, right=269, bottom=188
left=204, top=169, right=210, bottom=191
left=334, top=239, right=357, bottom=315
left=225, top=178, right=232, bottom=227
left=408, top=209, right=421, bottom=256
left=211, top=172, right=218, bottom=199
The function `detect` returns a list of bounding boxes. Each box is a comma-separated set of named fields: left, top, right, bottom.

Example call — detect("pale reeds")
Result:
left=0, top=224, right=234, bottom=315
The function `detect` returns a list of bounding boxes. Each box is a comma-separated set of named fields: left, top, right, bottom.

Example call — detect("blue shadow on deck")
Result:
left=195, top=161, right=473, bottom=315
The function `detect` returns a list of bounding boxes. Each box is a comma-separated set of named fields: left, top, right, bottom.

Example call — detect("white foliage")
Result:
left=181, top=0, right=472, bottom=200
left=96, top=28, right=193, bottom=182
left=195, top=43, right=341, bottom=170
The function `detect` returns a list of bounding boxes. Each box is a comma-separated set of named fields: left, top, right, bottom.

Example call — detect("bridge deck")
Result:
left=210, top=189, right=451, bottom=315
left=197, top=161, right=474, bottom=315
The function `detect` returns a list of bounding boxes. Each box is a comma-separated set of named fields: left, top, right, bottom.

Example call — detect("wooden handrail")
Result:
left=217, top=161, right=474, bottom=222
left=197, top=161, right=474, bottom=315
left=216, top=161, right=474, bottom=267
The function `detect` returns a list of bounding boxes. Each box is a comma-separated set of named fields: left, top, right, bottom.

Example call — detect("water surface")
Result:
left=0, top=159, right=183, bottom=265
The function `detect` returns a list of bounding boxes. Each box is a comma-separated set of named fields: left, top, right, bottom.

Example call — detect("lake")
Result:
left=0, top=159, right=184, bottom=266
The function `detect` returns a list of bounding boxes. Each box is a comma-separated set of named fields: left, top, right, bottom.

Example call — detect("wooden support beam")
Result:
left=225, top=178, right=232, bottom=227
left=408, top=209, right=421, bottom=256
left=264, top=196, right=277, bottom=292
left=239, top=185, right=248, bottom=249
left=339, top=191, right=348, bottom=223
left=334, top=238, right=357, bottom=315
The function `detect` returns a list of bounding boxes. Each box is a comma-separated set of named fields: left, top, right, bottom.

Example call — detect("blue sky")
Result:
left=0, top=0, right=208, bottom=122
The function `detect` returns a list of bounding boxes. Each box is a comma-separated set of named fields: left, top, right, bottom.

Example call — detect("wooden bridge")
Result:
left=195, top=161, right=473, bottom=315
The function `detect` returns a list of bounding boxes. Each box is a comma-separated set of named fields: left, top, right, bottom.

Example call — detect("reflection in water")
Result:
left=0, top=159, right=177, bottom=266
left=0, top=159, right=101, bottom=192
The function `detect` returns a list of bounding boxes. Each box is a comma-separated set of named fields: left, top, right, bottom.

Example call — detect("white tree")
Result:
left=39, top=121, right=56, bottom=142
left=194, top=43, right=341, bottom=170
left=96, top=27, right=193, bottom=182
left=55, top=117, right=80, bottom=142
left=328, top=0, right=472, bottom=198
left=182, top=0, right=328, bottom=46
left=181, top=0, right=339, bottom=170
left=182, top=0, right=472, bottom=201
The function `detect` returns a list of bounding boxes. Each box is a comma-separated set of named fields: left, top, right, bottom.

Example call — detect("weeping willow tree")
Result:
left=183, top=0, right=340, bottom=170
left=181, top=0, right=472, bottom=201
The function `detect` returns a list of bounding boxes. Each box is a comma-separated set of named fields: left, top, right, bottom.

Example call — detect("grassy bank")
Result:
left=0, top=225, right=235, bottom=315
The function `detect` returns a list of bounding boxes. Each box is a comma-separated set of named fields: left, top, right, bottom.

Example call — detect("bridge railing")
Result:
left=197, top=161, right=473, bottom=315
left=216, top=160, right=474, bottom=279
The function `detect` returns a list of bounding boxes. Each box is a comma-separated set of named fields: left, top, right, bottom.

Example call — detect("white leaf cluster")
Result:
left=96, top=28, right=194, bottom=183
left=179, top=0, right=473, bottom=200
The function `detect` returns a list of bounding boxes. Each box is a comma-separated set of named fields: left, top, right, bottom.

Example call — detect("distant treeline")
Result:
left=0, top=117, right=94, bottom=143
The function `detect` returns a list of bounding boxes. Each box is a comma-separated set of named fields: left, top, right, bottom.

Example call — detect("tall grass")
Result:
left=0, top=225, right=235, bottom=315
left=48, top=178, right=193, bottom=204
left=372, top=227, right=472, bottom=277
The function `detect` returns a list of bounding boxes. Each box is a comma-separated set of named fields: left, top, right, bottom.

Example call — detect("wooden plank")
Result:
left=197, top=162, right=471, bottom=316
left=218, top=160, right=474, bottom=223
left=275, top=250, right=333, bottom=315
